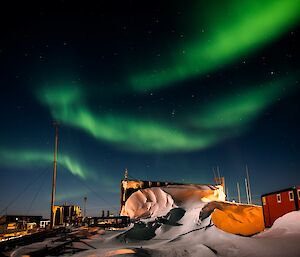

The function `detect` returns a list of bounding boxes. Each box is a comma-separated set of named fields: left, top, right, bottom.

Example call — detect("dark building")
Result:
left=0, top=215, right=42, bottom=225
left=261, top=186, right=300, bottom=227
left=0, top=215, right=42, bottom=233
left=53, top=204, right=82, bottom=226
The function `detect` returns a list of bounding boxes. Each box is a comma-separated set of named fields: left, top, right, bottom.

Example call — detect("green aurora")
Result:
left=0, top=149, right=87, bottom=179
left=34, top=1, right=300, bottom=153
left=130, top=0, right=300, bottom=91
left=37, top=77, right=296, bottom=153
left=1, top=0, right=299, bottom=217
left=194, top=79, right=294, bottom=129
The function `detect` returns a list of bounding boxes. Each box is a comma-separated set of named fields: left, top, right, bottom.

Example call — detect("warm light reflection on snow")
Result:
left=104, top=248, right=136, bottom=256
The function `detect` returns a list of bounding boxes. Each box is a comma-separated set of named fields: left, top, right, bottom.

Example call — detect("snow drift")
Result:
left=74, top=185, right=300, bottom=257
left=121, top=185, right=263, bottom=236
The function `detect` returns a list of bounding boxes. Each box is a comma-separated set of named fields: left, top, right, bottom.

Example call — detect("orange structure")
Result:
left=210, top=202, right=264, bottom=236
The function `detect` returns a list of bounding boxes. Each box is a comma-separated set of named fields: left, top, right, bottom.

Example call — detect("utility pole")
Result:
left=237, top=182, right=241, bottom=203
left=50, top=122, right=59, bottom=229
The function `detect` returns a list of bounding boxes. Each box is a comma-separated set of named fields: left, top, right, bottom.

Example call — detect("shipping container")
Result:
left=261, top=186, right=300, bottom=227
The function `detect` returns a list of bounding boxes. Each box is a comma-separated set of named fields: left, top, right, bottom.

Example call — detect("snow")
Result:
left=255, top=211, right=300, bottom=238
left=72, top=186, right=300, bottom=256
left=75, top=211, right=300, bottom=257
left=121, top=187, right=176, bottom=220
left=121, top=185, right=225, bottom=219
left=10, top=185, right=299, bottom=257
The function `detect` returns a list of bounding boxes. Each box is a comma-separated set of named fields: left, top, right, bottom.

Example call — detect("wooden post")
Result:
left=50, top=122, right=59, bottom=229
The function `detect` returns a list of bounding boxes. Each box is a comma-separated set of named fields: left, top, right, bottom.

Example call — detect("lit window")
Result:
left=289, top=191, right=294, bottom=201
left=277, top=193, right=281, bottom=203
left=262, top=196, right=266, bottom=205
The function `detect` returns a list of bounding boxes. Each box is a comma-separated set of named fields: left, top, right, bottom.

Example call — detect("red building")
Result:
left=261, top=186, right=300, bottom=227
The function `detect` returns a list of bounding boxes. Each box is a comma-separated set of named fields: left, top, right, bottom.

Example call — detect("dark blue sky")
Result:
left=0, top=1, right=300, bottom=217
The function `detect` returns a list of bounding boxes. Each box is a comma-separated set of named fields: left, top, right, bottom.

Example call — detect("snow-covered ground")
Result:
left=12, top=185, right=295, bottom=257
left=73, top=186, right=300, bottom=257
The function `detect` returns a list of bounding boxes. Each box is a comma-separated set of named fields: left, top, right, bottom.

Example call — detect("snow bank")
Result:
left=121, top=185, right=263, bottom=236
left=256, top=211, right=300, bottom=238
left=75, top=210, right=300, bottom=257
left=74, top=186, right=300, bottom=257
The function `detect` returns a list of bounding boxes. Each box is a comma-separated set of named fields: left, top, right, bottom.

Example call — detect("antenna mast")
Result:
left=246, top=165, right=252, bottom=204
left=50, top=122, right=59, bottom=229
left=245, top=178, right=249, bottom=204
left=237, top=182, right=241, bottom=203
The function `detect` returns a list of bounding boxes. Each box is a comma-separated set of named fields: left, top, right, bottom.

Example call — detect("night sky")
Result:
left=1, top=1, right=300, bottom=218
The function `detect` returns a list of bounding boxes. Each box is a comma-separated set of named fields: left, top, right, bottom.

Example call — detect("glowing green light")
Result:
left=38, top=84, right=83, bottom=106
left=38, top=85, right=219, bottom=152
left=0, top=149, right=87, bottom=179
left=193, top=79, right=293, bottom=129
left=36, top=78, right=296, bottom=153
left=130, top=0, right=300, bottom=91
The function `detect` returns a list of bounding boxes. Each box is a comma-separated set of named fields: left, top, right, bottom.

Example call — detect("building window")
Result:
left=289, top=191, right=294, bottom=201
left=298, top=190, right=300, bottom=200
left=262, top=196, right=266, bottom=205
left=277, top=193, right=281, bottom=203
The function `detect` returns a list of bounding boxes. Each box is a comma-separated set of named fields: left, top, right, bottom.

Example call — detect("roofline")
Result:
left=0, top=215, right=43, bottom=218
left=120, top=179, right=221, bottom=187
left=89, top=216, right=129, bottom=219
left=261, top=186, right=299, bottom=197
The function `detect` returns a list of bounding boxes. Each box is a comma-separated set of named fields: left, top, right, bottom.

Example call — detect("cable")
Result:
left=25, top=167, right=51, bottom=215
left=57, top=162, right=119, bottom=212
left=128, top=173, right=141, bottom=181
left=0, top=164, right=52, bottom=215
